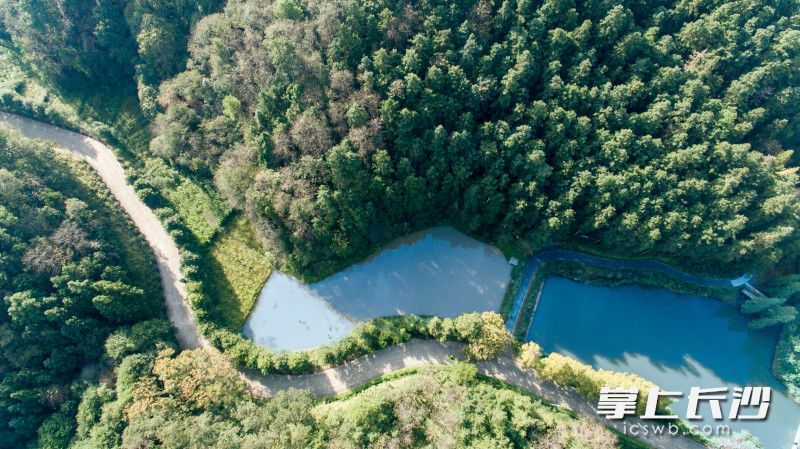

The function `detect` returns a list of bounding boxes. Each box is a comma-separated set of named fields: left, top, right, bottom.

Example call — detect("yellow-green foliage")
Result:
left=207, top=217, right=272, bottom=328
left=521, top=343, right=668, bottom=414
left=463, top=312, right=515, bottom=361
left=520, top=341, right=543, bottom=366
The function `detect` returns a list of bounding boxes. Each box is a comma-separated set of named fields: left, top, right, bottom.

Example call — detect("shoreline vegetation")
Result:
left=0, top=49, right=787, bottom=392
left=510, top=256, right=741, bottom=341
left=1, top=85, right=791, bottom=369
left=129, top=152, right=768, bottom=430
left=509, top=253, right=800, bottom=407
left=2, top=0, right=799, bottom=446
left=0, top=87, right=766, bottom=449
left=0, top=115, right=734, bottom=448
left=2, top=89, right=791, bottom=408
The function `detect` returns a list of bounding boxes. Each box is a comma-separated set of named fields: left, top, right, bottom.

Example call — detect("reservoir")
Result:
left=243, top=227, right=511, bottom=350
left=526, top=276, right=800, bottom=449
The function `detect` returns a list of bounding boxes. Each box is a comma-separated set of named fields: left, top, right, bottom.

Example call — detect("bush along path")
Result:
left=0, top=112, right=707, bottom=449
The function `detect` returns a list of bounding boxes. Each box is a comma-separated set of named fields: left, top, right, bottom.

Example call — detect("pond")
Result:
left=526, top=276, right=800, bottom=449
left=243, top=227, right=512, bottom=351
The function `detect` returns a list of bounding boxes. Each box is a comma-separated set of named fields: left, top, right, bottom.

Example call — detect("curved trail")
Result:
left=0, top=112, right=706, bottom=449
left=0, top=112, right=206, bottom=350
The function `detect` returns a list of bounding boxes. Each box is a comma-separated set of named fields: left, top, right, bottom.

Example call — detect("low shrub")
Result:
left=519, top=341, right=543, bottom=366
left=207, top=312, right=513, bottom=375
left=461, top=312, right=515, bottom=361
left=520, top=342, right=671, bottom=414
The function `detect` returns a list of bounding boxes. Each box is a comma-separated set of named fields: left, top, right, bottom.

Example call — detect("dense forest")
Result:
left=0, top=132, right=626, bottom=449
left=3, top=0, right=798, bottom=278
left=0, top=0, right=224, bottom=117
left=0, top=0, right=799, bottom=448
left=0, top=129, right=167, bottom=448
left=137, top=0, right=800, bottom=277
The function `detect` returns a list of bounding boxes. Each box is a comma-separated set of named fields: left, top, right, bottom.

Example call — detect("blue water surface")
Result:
left=244, top=227, right=511, bottom=350
left=526, top=277, right=799, bottom=449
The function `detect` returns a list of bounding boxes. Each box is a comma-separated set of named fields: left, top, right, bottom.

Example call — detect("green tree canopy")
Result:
left=151, top=0, right=800, bottom=277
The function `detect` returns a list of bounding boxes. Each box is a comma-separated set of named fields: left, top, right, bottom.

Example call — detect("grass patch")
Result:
left=322, top=367, right=422, bottom=402
left=62, top=83, right=151, bottom=156
left=513, top=268, right=547, bottom=340
left=138, top=158, right=231, bottom=245
left=206, top=217, right=273, bottom=328
left=167, top=179, right=230, bottom=244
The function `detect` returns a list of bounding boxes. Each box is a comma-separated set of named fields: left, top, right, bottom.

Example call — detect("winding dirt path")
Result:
left=0, top=112, right=706, bottom=449
left=0, top=111, right=208, bottom=350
